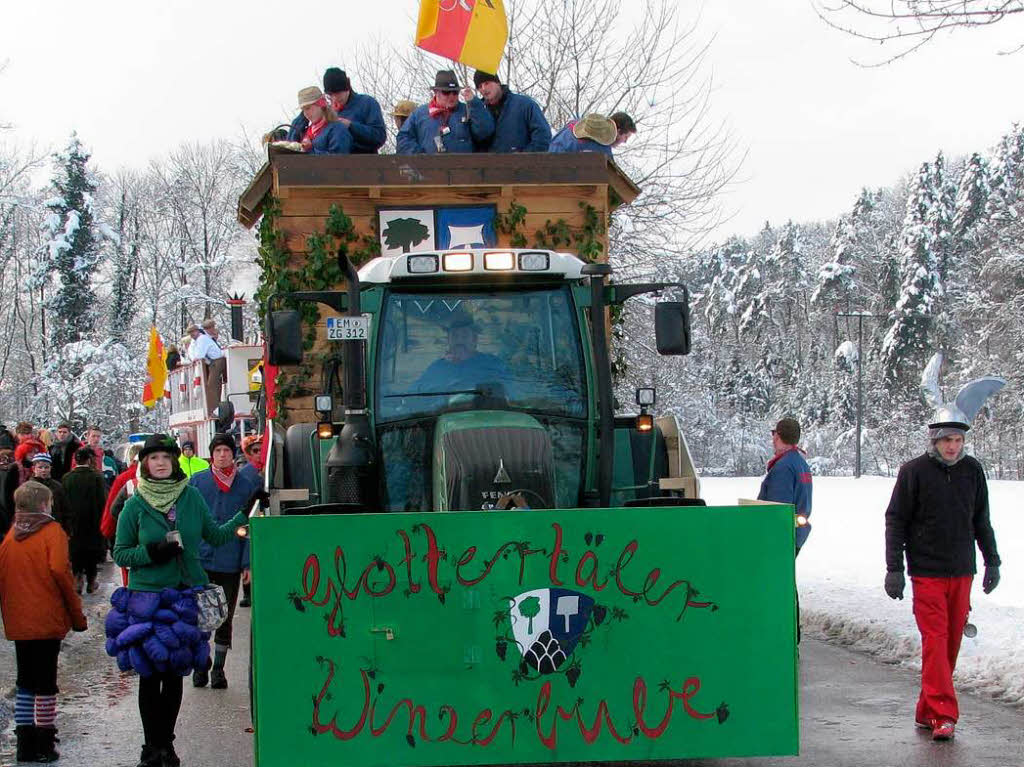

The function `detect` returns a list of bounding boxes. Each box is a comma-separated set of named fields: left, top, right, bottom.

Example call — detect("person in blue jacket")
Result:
left=471, top=70, right=550, bottom=153
left=292, top=86, right=352, bottom=155
left=548, top=113, right=617, bottom=156
left=188, top=434, right=257, bottom=690
left=758, top=417, right=813, bottom=552
left=397, top=70, right=494, bottom=154
left=288, top=68, right=385, bottom=154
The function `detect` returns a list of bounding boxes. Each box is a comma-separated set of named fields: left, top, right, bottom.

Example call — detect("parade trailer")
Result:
left=237, top=153, right=799, bottom=764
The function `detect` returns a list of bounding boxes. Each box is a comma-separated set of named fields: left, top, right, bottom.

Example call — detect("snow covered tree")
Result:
left=40, top=135, right=102, bottom=347
left=881, top=162, right=943, bottom=387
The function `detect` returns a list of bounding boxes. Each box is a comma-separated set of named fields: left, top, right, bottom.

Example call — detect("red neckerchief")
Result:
left=766, top=445, right=805, bottom=472
left=330, top=93, right=349, bottom=114
left=211, top=463, right=236, bottom=493
left=428, top=95, right=454, bottom=121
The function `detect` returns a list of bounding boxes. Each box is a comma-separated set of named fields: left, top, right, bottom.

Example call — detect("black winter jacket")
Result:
left=885, top=453, right=1001, bottom=577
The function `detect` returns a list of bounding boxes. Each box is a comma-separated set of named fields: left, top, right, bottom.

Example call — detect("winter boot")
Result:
left=192, top=668, right=209, bottom=688
left=15, top=725, right=34, bottom=762
left=75, top=574, right=85, bottom=595
left=136, top=744, right=163, bottom=767
left=161, top=742, right=181, bottom=767
left=33, top=726, right=60, bottom=762
left=86, top=576, right=99, bottom=594
left=210, top=667, right=228, bottom=689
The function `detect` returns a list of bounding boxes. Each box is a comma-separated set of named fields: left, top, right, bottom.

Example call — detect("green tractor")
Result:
left=263, top=247, right=699, bottom=513
left=250, top=248, right=798, bottom=766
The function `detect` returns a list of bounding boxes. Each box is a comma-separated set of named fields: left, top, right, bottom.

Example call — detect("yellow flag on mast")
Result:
left=142, top=326, right=166, bottom=409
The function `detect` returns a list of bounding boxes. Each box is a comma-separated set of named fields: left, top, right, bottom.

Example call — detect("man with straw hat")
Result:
left=548, top=114, right=618, bottom=156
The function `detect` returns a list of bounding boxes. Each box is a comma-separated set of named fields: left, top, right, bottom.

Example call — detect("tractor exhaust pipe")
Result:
left=325, top=249, right=376, bottom=508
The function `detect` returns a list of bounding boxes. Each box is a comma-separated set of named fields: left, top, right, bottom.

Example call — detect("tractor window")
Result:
left=376, top=288, right=586, bottom=422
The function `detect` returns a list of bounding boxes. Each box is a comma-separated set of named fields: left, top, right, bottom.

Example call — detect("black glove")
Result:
left=246, top=489, right=271, bottom=511
left=884, top=571, right=905, bottom=600
left=146, top=540, right=183, bottom=564
left=983, top=565, right=1000, bottom=594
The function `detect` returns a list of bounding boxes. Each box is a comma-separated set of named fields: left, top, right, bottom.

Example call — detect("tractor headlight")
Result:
left=443, top=252, right=473, bottom=272
left=518, top=252, right=549, bottom=271
left=407, top=255, right=439, bottom=273
left=484, top=251, right=515, bottom=271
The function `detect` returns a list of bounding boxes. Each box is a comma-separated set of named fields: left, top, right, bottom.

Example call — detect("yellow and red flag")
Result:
left=415, top=0, right=508, bottom=74
left=142, top=326, right=167, bottom=409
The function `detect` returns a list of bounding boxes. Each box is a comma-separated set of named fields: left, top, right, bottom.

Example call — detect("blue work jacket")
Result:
left=757, top=447, right=813, bottom=549
left=396, top=99, right=495, bottom=154
left=548, top=122, right=613, bottom=156
left=189, top=469, right=257, bottom=572
left=482, top=89, right=551, bottom=153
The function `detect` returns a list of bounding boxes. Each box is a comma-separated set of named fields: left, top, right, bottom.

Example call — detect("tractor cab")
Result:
left=265, top=248, right=699, bottom=514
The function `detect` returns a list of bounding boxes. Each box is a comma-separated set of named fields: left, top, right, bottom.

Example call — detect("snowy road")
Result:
left=2, top=476, right=1022, bottom=766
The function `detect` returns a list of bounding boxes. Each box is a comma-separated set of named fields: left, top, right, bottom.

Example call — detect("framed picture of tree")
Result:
left=378, top=208, right=437, bottom=256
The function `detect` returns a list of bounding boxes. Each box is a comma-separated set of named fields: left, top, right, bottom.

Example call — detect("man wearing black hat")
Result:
left=884, top=409, right=1001, bottom=741
left=287, top=67, right=386, bottom=155
left=471, top=70, right=550, bottom=153
left=397, top=70, right=495, bottom=155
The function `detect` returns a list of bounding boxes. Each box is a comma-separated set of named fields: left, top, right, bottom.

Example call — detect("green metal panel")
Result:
left=250, top=505, right=798, bottom=766
left=432, top=410, right=549, bottom=511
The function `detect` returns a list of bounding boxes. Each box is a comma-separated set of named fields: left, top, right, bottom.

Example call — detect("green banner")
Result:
left=250, top=506, right=798, bottom=766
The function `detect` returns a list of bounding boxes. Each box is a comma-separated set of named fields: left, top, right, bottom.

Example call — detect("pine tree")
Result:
left=881, top=162, right=943, bottom=386
left=41, top=135, right=100, bottom=347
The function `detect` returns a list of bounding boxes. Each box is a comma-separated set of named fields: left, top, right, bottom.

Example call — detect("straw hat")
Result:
left=391, top=100, right=417, bottom=118
left=297, top=86, right=324, bottom=109
left=572, top=114, right=617, bottom=146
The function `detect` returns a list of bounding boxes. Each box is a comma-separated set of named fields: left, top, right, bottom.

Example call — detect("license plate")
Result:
left=326, top=315, right=370, bottom=341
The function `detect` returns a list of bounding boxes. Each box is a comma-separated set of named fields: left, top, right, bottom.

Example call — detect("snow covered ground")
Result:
left=703, top=476, right=1024, bottom=707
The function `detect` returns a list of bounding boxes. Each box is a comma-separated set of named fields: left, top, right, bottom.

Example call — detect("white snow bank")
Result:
left=702, top=475, right=1024, bottom=707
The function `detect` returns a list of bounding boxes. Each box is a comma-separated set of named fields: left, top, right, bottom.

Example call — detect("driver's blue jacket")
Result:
left=414, top=353, right=510, bottom=394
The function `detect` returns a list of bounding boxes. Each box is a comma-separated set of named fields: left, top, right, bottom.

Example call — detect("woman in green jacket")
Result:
left=111, top=434, right=248, bottom=767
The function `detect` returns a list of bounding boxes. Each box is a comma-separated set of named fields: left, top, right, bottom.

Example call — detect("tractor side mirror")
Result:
left=266, top=310, right=303, bottom=366
left=655, top=301, right=691, bottom=355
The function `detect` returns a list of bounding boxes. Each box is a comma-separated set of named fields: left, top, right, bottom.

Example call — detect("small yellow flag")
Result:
left=142, top=326, right=167, bottom=409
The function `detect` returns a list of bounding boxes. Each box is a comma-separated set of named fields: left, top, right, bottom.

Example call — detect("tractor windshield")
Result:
left=376, top=287, right=587, bottom=422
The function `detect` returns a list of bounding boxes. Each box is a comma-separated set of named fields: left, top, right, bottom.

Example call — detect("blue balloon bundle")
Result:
left=105, top=586, right=212, bottom=677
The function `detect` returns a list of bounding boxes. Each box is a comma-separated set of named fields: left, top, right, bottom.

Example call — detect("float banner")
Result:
left=250, top=505, right=798, bottom=766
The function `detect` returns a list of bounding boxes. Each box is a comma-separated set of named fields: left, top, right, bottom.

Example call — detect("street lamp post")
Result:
left=837, top=311, right=877, bottom=478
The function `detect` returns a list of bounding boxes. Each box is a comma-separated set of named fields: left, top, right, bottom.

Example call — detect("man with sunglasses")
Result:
left=397, top=70, right=494, bottom=155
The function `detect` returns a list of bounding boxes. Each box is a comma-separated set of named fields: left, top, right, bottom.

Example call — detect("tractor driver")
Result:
left=413, top=315, right=511, bottom=397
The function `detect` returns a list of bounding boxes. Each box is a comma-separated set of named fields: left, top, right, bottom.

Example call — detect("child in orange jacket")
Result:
left=0, top=480, right=87, bottom=762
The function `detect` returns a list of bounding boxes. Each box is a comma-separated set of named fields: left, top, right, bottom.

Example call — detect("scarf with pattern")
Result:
left=136, top=474, right=189, bottom=514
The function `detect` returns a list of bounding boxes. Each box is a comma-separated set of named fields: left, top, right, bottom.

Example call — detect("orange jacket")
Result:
left=0, top=521, right=86, bottom=640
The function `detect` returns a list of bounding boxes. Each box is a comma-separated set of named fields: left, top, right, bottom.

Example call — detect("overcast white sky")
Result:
left=3, top=0, right=1024, bottom=241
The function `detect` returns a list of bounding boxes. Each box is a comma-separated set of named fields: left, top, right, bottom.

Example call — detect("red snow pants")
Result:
left=911, top=575, right=972, bottom=724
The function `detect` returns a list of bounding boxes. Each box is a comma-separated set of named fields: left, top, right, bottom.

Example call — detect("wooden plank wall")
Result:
left=272, top=182, right=609, bottom=425
left=275, top=184, right=609, bottom=265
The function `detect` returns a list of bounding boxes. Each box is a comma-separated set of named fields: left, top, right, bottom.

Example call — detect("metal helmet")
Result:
left=928, top=405, right=970, bottom=432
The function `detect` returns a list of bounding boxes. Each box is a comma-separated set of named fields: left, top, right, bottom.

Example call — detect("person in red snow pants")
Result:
left=884, top=414, right=1001, bottom=741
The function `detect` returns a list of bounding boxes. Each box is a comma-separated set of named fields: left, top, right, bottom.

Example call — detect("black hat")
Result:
left=433, top=70, right=459, bottom=91
left=209, top=433, right=236, bottom=455
left=473, top=70, right=500, bottom=88
left=0, top=430, right=16, bottom=450
left=323, top=67, right=350, bottom=94
left=181, top=440, right=195, bottom=450
left=773, top=418, right=801, bottom=445
left=139, top=433, right=181, bottom=461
